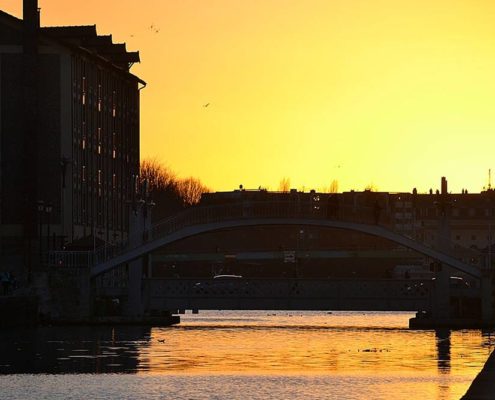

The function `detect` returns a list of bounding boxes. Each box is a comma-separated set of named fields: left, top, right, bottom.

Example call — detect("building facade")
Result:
left=0, top=1, right=144, bottom=270
left=191, top=178, right=493, bottom=279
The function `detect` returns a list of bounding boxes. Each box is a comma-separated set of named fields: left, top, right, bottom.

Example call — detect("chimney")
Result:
left=441, top=177, right=448, bottom=195
left=23, top=0, right=40, bottom=31
left=23, top=0, right=39, bottom=55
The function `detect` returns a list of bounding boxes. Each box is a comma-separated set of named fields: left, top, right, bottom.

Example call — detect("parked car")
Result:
left=194, top=274, right=245, bottom=292
left=431, top=276, right=471, bottom=288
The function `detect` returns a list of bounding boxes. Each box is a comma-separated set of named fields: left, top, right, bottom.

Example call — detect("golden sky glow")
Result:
left=5, top=0, right=495, bottom=192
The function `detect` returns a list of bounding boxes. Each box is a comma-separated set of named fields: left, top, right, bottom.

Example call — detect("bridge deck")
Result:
left=145, top=278, right=438, bottom=312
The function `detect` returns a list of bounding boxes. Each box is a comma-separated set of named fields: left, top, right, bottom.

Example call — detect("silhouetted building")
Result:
left=0, top=1, right=145, bottom=269
left=192, top=180, right=494, bottom=279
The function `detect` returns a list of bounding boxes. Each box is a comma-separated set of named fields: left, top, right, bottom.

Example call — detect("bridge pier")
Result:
left=79, top=268, right=91, bottom=319
left=124, top=185, right=152, bottom=319
left=125, top=197, right=151, bottom=318
left=481, top=269, right=494, bottom=324
left=431, top=263, right=451, bottom=321
left=411, top=263, right=493, bottom=329
left=126, top=258, right=144, bottom=318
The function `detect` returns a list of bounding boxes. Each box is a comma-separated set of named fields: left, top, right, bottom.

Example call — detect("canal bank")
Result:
left=0, top=294, right=180, bottom=328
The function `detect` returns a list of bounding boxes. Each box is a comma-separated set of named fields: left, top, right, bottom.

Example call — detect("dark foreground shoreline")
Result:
left=0, top=295, right=180, bottom=328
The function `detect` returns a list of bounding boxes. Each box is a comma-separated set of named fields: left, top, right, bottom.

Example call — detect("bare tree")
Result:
left=176, top=177, right=210, bottom=205
left=365, top=183, right=378, bottom=192
left=327, top=179, right=339, bottom=193
left=140, top=158, right=176, bottom=190
left=278, top=177, right=291, bottom=192
left=140, top=159, right=210, bottom=220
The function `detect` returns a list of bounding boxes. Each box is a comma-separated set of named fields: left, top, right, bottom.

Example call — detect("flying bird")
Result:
left=203, top=103, right=210, bottom=108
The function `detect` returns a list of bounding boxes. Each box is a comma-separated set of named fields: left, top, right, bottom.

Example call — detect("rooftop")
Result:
left=0, top=9, right=143, bottom=80
left=42, top=25, right=141, bottom=70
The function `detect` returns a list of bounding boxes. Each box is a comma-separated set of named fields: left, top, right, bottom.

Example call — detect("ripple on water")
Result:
left=0, top=311, right=493, bottom=400
left=0, top=373, right=477, bottom=400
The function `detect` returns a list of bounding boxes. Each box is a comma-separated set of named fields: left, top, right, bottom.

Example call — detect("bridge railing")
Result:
left=53, top=200, right=476, bottom=270
left=145, top=201, right=383, bottom=245
left=48, top=250, right=94, bottom=269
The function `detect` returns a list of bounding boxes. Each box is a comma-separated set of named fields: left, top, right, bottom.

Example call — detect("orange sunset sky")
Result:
left=4, top=0, right=495, bottom=193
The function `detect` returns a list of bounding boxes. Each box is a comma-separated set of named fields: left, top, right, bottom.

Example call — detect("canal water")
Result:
left=0, top=311, right=493, bottom=399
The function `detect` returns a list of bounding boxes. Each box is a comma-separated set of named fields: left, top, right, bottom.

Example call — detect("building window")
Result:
left=82, top=166, right=86, bottom=182
left=112, top=173, right=116, bottom=189
left=82, top=137, right=86, bottom=150
left=97, top=128, right=102, bottom=154
left=112, top=91, right=116, bottom=117
left=82, top=77, right=86, bottom=105
left=98, top=84, right=102, bottom=111
left=98, top=169, right=102, bottom=185
left=112, top=148, right=116, bottom=159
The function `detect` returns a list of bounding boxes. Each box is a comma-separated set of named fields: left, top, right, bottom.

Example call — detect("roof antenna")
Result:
left=489, top=169, right=492, bottom=190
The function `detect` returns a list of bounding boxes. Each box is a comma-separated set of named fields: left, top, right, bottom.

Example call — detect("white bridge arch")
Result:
left=87, top=201, right=481, bottom=279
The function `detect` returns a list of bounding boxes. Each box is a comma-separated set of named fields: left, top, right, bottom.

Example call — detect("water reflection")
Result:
left=436, top=329, right=451, bottom=373
left=150, top=311, right=494, bottom=377
left=481, top=329, right=495, bottom=349
left=0, top=312, right=494, bottom=382
left=0, top=326, right=151, bottom=374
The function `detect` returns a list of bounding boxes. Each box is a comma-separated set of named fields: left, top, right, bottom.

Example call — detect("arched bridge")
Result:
left=51, top=201, right=482, bottom=279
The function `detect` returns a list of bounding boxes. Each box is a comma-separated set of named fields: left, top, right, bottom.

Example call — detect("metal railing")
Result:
left=48, top=200, right=475, bottom=270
